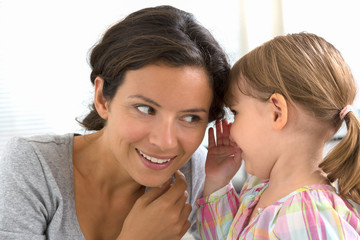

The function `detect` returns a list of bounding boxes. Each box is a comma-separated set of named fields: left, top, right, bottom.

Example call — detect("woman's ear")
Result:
left=269, top=93, right=288, bottom=130
left=94, top=77, right=109, bottom=120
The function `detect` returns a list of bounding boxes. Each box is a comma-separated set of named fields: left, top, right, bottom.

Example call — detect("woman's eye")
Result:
left=183, top=115, right=201, bottom=123
left=230, top=109, right=238, bottom=116
left=136, top=105, right=155, bottom=115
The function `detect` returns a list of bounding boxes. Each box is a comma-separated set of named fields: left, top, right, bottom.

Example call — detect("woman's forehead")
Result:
left=117, top=64, right=213, bottom=107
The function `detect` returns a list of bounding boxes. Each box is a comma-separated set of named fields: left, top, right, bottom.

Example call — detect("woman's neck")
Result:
left=73, top=130, right=144, bottom=199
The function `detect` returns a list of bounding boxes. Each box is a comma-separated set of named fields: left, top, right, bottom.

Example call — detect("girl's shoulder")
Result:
left=280, top=183, right=354, bottom=211
left=270, top=184, right=360, bottom=238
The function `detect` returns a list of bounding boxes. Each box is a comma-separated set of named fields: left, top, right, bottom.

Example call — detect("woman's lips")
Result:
left=136, top=149, right=177, bottom=170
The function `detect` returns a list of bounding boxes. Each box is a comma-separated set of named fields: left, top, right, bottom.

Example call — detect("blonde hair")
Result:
left=228, top=32, right=360, bottom=204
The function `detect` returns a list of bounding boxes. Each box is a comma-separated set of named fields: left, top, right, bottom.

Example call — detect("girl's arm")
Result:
left=197, top=183, right=240, bottom=240
left=196, top=119, right=242, bottom=239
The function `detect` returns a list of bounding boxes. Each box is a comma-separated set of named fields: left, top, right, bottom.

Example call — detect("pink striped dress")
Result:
left=197, top=175, right=360, bottom=239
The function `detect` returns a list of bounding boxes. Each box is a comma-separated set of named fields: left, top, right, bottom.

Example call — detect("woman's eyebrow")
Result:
left=128, top=94, right=208, bottom=113
left=179, top=108, right=208, bottom=114
left=128, top=94, right=161, bottom=107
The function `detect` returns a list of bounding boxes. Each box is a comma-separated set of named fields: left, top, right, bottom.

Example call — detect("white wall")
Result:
left=282, top=0, right=360, bottom=111
left=1, top=0, right=360, bottom=152
left=0, top=0, right=240, bottom=152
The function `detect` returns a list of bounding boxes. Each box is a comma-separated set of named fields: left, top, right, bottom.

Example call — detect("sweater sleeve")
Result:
left=181, top=145, right=207, bottom=240
left=0, top=137, right=53, bottom=239
left=196, top=183, right=240, bottom=240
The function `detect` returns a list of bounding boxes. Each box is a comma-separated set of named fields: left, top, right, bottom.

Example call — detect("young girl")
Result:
left=197, top=33, right=360, bottom=239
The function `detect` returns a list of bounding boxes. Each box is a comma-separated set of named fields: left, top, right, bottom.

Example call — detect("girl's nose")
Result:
left=149, top=119, right=177, bottom=151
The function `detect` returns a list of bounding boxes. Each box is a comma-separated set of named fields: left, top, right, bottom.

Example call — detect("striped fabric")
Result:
left=197, top=175, right=360, bottom=239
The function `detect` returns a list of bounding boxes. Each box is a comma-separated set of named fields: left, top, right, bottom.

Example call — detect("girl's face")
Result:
left=102, top=63, right=212, bottom=187
left=229, top=80, right=275, bottom=179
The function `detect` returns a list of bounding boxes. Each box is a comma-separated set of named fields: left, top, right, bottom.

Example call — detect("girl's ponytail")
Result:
left=320, top=111, right=360, bottom=204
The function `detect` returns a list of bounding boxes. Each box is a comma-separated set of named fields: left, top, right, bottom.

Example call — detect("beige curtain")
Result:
left=238, top=0, right=284, bottom=56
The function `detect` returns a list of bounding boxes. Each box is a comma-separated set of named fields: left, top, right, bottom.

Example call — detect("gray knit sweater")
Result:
left=0, top=134, right=206, bottom=240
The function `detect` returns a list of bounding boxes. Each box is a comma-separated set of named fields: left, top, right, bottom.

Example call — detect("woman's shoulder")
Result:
left=1, top=133, right=74, bottom=174
left=3, top=133, right=73, bottom=151
left=0, top=132, right=76, bottom=200
left=0, top=133, right=80, bottom=238
left=25, top=133, right=74, bottom=148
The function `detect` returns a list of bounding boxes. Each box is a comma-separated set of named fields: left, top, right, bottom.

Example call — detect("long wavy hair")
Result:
left=79, top=5, right=230, bottom=130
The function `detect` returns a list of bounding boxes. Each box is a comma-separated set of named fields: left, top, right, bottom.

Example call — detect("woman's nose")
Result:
left=149, top=119, right=177, bottom=150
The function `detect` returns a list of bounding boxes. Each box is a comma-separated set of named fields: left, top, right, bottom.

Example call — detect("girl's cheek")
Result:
left=230, top=123, right=242, bottom=146
left=230, top=123, right=237, bottom=139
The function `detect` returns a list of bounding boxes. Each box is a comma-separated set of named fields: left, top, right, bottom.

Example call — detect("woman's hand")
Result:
left=203, top=119, right=242, bottom=196
left=118, top=170, right=191, bottom=240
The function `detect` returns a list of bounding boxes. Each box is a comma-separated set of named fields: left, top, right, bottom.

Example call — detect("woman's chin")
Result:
left=135, top=174, right=173, bottom=188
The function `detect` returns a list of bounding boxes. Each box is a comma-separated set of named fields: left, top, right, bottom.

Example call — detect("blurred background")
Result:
left=1, top=0, right=360, bottom=153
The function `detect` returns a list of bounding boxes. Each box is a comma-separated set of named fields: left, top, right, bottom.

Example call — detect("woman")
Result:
left=0, top=5, right=230, bottom=240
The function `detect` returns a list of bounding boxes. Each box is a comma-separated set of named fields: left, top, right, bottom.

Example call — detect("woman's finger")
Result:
left=139, top=178, right=172, bottom=205
left=160, top=170, right=188, bottom=204
left=178, top=203, right=192, bottom=231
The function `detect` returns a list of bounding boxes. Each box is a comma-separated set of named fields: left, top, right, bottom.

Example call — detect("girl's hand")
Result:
left=203, top=119, right=242, bottom=196
left=118, top=170, right=191, bottom=240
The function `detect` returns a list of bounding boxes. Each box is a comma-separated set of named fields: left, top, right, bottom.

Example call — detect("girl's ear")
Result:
left=94, top=77, right=109, bottom=120
left=269, top=93, right=288, bottom=130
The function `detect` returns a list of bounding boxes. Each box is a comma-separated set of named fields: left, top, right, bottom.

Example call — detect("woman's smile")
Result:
left=136, top=148, right=177, bottom=170
left=137, top=148, right=176, bottom=163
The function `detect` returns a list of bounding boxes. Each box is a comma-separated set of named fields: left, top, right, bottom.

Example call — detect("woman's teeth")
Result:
left=138, top=150, right=172, bottom=164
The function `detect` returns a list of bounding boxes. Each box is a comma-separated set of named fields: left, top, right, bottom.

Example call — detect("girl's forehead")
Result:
left=226, top=85, right=242, bottom=107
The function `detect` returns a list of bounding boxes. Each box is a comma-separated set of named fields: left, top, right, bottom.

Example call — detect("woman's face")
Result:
left=102, top=63, right=212, bottom=187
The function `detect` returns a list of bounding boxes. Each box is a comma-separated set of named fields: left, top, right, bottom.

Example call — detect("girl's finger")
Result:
left=222, top=119, right=230, bottom=146
left=216, top=120, right=223, bottom=146
left=207, top=127, right=216, bottom=149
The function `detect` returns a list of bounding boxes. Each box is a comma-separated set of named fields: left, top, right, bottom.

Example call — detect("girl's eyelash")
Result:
left=230, top=109, right=238, bottom=116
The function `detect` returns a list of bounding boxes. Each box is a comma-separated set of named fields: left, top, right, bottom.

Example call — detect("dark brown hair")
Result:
left=79, top=5, right=230, bottom=130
